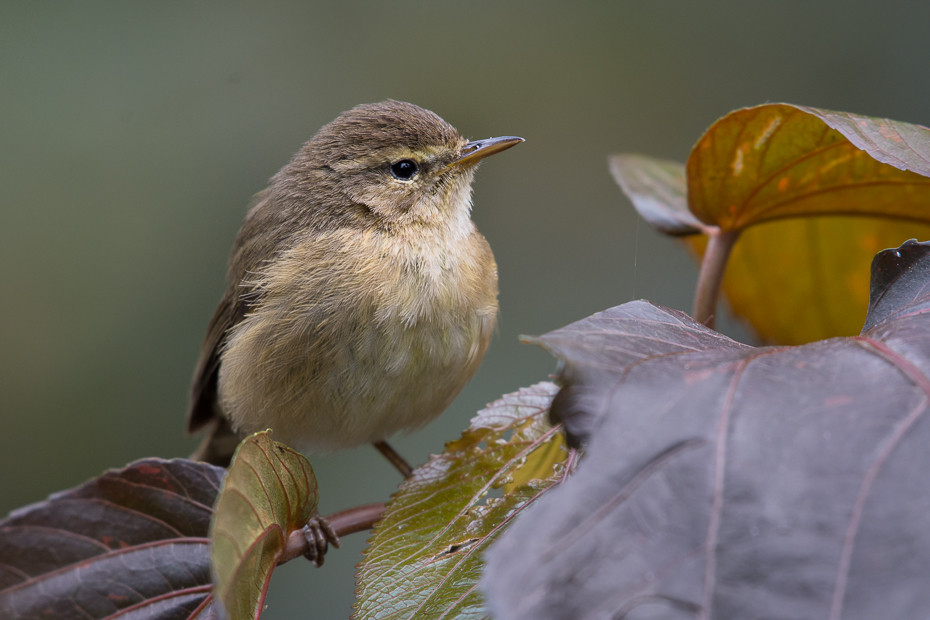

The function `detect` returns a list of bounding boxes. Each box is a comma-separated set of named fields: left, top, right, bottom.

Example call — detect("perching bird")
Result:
left=187, top=100, right=522, bottom=473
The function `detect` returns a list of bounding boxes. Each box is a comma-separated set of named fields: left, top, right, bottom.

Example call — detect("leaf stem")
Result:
left=692, top=229, right=739, bottom=329
left=280, top=502, right=386, bottom=565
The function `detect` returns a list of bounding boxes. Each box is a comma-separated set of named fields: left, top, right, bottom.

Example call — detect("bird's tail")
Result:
left=189, top=417, right=241, bottom=468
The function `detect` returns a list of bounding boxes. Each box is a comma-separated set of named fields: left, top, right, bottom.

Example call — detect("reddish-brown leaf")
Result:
left=0, top=459, right=224, bottom=620
left=610, top=105, right=930, bottom=344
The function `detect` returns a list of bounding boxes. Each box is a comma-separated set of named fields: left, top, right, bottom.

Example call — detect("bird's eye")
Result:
left=390, top=159, right=419, bottom=180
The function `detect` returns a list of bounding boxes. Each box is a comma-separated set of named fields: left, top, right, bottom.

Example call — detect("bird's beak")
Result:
left=452, top=136, right=524, bottom=167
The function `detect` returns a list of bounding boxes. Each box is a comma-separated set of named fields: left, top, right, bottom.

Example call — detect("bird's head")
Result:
left=277, top=100, right=522, bottom=232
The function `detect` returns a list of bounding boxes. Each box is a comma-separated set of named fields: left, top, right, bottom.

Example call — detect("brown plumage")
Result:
left=188, top=101, right=521, bottom=466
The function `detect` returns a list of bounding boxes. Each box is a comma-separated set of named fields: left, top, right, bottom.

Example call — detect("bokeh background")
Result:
left=3, top=2, right=929, bottom=617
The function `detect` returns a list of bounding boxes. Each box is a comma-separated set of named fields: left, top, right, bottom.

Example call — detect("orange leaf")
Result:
left=612, top=105, right=930, bottom=344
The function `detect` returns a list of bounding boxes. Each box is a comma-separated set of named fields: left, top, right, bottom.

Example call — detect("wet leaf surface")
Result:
left=353, top=383, right=565, bottom=620
left=210, top=431, right=319, bottom=620
left=484, top=240, right=930, bottom=619
left=0, top=459, right=224, bottom=620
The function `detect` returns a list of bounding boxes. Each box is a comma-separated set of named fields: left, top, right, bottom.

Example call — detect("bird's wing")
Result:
left=186, top=187, right=279, bottom=433
left=186, top=288, right=246, bottom=433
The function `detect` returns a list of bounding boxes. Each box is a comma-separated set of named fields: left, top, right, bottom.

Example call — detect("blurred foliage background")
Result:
left=2, top=2, right=929, bottom=617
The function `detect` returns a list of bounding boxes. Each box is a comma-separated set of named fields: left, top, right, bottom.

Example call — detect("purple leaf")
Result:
left=0, top=459, right=224, bottom=620
left=484, top=240, right=930, bottom=619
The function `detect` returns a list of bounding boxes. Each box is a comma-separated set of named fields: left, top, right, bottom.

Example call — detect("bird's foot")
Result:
left=302, top=514, right=341, bottom=567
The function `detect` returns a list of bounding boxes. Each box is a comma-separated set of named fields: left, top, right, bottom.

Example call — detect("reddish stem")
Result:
left=327, top=502, right=388, bottom=536
left=279, top=502, right=386, bottom=565
left=692, top=229, right=739, bottom=329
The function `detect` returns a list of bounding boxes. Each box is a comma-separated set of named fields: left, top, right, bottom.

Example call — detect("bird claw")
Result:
left=302, top=514, right=340, bottom=567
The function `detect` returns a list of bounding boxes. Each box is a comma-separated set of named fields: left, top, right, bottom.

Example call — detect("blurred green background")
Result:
left=2, top=2, right=929, bottom=617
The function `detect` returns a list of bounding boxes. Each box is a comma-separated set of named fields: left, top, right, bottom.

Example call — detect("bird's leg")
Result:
left=373, top=440, right=414, bottom=478
left=302, top=513, right=340, bottom=567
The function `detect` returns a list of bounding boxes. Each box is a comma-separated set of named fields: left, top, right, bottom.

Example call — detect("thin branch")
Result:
left=692, top=229, right=739, bottom=329
left=327, top=502, right=389, bottom=537
left=279, top=502, right=386, bottom=565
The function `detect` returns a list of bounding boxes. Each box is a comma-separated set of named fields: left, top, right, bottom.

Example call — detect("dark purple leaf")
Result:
left=862, top=238, right=930, bottom=333
left=524, top=303, right=749, bottom=445
left=484, top=241, right=930, bottom=619
left=0, top=459, right=225, bottom=620
left=608, top=154, right=708, bottom=236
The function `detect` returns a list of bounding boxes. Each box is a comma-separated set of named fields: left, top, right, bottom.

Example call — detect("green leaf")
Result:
left=503, top=429, right=567, bottom=495
left=352, top=382, right=565, bottom=620
left=210, top=431, right=319, bottom=620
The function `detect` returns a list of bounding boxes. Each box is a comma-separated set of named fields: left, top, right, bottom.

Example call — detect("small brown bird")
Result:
left=188, top=100, right=522, bottom=472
